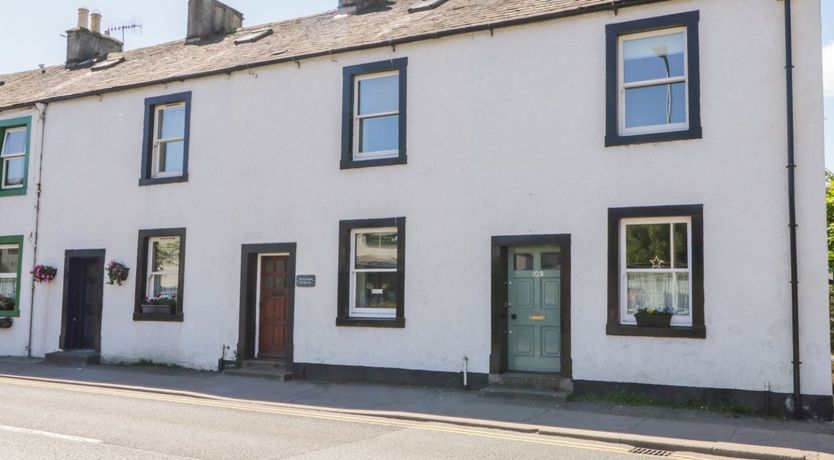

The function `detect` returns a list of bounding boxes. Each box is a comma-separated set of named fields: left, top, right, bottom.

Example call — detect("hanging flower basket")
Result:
left=634, top=307, right=673, bottom=328
left=31, top=265, right=58, bottom=283
left=106, top=260, right=130, bottom=286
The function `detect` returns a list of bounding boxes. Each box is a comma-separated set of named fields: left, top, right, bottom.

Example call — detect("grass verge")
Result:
left=567, top=390, right=766, bottom=417
left=130, top=359, right=183, bottom=369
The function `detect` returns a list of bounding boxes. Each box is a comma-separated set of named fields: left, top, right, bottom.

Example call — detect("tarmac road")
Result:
left=0, top=376, right=728, bottom=459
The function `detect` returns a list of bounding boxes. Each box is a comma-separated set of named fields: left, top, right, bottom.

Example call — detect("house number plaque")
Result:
left=296, top=275, right=316, bottom=287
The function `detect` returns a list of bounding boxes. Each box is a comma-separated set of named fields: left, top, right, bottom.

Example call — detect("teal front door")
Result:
left=507, top=246, right=562, bottom=373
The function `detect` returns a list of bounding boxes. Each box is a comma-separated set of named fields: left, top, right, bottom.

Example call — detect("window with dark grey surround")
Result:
left=337, top=217, right=406, bottom=327
left=607, top=205, right=704, bottom=338
left=605, top=11, right=701, bottom=147
left=140, top=92, right=191, bottom=186
left=0, top=117, right=31, bottom=198
left=134, top=228, right=186, bottom=321
left=341, top=58, right=407, bottom=169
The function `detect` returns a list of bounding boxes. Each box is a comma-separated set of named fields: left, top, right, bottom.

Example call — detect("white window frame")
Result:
left=618, top=27, right=689, bottom=136
left=620, top=216, right=693, bottom=327
left=0, top=243, right=19, bottom=297
left=1, top=127, right=27, bottom=190
left=349, top=227, right=398, bottom=319
left=151, top=102, right=186, bottom=179
left=353, top=71, right=400, bottom=161
left=145, top=236, right=180, bottom=300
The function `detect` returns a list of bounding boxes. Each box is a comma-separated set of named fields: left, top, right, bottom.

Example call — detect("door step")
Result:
left=223, top=359, right=294, bottom=381
left=480, top=373, right=572, bottom=402
left=479, top=385, right=570, bottom=403
left=44, top=350, right=100, bottom=366
left=488, top=372, right=572, bottom=391
left=240, top=359, right=285, bottom=370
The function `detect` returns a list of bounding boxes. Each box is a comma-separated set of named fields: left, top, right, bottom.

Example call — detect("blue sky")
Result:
left=1, top=1, right=832, bottom=168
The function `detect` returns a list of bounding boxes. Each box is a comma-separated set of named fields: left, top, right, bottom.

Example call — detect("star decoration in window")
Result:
left=650, top=256, right=666, bottom=268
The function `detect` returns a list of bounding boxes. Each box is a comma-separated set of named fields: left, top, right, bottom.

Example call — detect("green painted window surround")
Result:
left=0, top=235, right=24, bottom=318
left=0, top=116, right=32, bottom=198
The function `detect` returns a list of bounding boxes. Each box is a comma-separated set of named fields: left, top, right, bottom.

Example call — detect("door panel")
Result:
left=80, top=260, right=99, bottom=349
left=507, top=246, right=562, bottom=373
left=513, top=326, right=535, bottom=355
left=64, top=257, right=102, bottom=351
left=258, top=255, right=289, bottom=359
left=513, top=279, right=534, bottom=309
left=542, top=278, right=560, bottom=309
left=541, top=326, right=561, bottom=357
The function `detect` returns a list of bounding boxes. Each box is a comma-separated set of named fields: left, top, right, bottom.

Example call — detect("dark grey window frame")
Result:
left=134, top=228, right=186, bottom=322
left=605, top=11, right=701, bottom=147
left=140, top=92, right=192, bottom=186
left=607, top=205, right=705, bottom=338
left=337, top=217, right=406, bottom=328
left=341, top=58, right=408, bottom=170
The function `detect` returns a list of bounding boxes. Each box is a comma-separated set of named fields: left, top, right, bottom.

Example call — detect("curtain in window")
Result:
left=626, top=272, right=689, bottom=315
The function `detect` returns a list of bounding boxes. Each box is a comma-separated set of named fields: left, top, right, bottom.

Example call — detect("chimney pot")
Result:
left=77, top=7, right=90, bottom=29
left=90, top=11, right=102, bottom=34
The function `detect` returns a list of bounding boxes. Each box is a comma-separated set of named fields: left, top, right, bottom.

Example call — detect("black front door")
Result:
left=62, top=253, right=104, bottom=351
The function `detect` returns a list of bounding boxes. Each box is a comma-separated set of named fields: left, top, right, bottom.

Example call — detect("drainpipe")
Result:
left=26, top=102, right=47, bottom=358
left=782, top=0, right=801, bottom=420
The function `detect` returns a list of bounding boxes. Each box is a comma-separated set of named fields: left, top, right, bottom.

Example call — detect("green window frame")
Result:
left=0, top=235, right=24, bottom=318
left=0, top=116, right=32, bottom=197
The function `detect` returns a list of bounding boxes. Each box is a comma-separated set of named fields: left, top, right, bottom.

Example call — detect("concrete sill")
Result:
left=606, top=323, right=705, bottom=339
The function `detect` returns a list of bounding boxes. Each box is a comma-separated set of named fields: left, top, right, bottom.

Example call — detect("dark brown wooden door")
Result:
left=258, top=256, right=289, bottom=358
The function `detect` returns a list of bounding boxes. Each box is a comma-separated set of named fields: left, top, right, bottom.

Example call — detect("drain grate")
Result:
left=628, top=447, right=672, bottom=457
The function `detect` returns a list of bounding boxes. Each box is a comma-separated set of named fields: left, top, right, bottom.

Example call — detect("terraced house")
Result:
left=0, top=0, right=830, bottom=419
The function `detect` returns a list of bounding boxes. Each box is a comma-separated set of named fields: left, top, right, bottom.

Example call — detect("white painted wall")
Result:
left=12, top=0, right=830, bottom=397
left=0, top=106, right=42, bottom=358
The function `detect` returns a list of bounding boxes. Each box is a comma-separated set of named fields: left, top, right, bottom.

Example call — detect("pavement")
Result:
left=0, top=358, right=831, bottom=459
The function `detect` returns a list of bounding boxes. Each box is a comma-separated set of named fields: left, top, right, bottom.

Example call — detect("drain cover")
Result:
left=629, top=447, right=672, bottom=457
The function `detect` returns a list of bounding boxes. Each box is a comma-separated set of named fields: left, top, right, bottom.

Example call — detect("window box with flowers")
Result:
left=633, top=307, right=673, bottom=328
left=140, top=295, right=177, bottom=315
left=0, top=294, right=15, bottom=313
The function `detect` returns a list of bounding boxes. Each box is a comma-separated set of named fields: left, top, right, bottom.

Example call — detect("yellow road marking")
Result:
left=0, top=376, right=710, bottom=459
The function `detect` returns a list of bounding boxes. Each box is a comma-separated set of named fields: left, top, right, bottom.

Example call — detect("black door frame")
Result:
left=238, top=243, right=296, bottom=365
left=59, top=249, right=106, bottom=352
left=490, top=234, right=571, bottom=378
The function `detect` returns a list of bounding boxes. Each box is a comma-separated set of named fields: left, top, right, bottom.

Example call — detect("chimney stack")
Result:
left=66, top=7, right=122, bottom=68
left=90, top=11, right=102, bottom=34
left=187, top=0, right=243, bottom=42
left=77, top=7, right=89, bottom=29
left=338, top=0, right=388, bottom=14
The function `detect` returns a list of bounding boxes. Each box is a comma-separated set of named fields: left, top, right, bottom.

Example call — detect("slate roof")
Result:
left=0, top=0, right=667, bottom=111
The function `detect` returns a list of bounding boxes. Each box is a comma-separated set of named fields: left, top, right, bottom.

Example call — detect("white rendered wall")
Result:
left=26, top=0, right=831, bottom=397
left=0, top=107, right=42, bottom=357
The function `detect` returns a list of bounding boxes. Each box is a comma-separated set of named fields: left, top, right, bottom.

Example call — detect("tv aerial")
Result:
left=105, top=16, right=143, bottom=45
